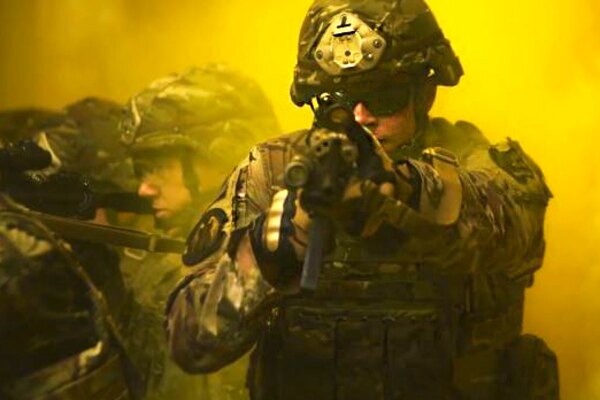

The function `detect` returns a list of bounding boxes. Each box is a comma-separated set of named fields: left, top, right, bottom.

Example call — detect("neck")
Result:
left=390, top=119, right=430, bottom=162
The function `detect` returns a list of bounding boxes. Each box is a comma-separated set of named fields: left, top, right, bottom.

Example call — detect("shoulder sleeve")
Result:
left=402, top=136, right=550, bottom=280
left=166, top=138, right=291, bottom=373
left=460, top=138, right=550, bottom=279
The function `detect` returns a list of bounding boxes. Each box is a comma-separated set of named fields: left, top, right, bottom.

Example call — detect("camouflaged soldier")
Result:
left=0, top=98, right=144, bottom=224
left=0, top=96, right=208, bottom=400
left=0, top=98, right=135, bottom=190
left=120, top=65, right=280, bottom=400
left=0, top=146, right=136, bottom=399
left=166, top=2, right=559, bottom=399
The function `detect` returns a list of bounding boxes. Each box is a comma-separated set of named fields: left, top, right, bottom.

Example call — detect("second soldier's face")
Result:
left=136, top=156, right=192, bottom=227
left=353, top=99, right=417, bottom=154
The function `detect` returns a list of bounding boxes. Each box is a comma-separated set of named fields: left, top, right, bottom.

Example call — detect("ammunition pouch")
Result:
left=453, top=334, right=559, bottom=400
left=250, top=301, right=454, bottom=400
left=502, top=334, right=559, bottom=400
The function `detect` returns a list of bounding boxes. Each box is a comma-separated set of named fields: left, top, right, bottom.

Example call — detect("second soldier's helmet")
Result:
left=291, top=0, right=464, bottom=106
left=121, top=65, right=280, bottom=167
left=0, top=98, right=138, bottom=194
left=61, top=97, right=138, bottom=193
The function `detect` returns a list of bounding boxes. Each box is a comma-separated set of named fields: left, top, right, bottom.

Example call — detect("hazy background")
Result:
left=0, top=1, right=599, bottom=398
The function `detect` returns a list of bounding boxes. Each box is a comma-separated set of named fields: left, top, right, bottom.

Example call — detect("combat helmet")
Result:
left=121, top=64, right=280, bottom=203
left=121, top=65, right=280, bottom=165
left=39, top=97, right=138, bottom=194
left=0, top=98, right=138, bottom=194
left=0, top=108, right=66, bottom=145
left=291, top=0, right=464, bottom=107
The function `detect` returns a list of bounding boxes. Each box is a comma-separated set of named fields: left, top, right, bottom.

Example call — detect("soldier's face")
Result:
left=353, top=99, right=417, bottom=154
left=135, top=156, right=192, bottom=226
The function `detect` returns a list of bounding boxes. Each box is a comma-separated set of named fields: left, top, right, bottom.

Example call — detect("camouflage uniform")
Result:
left=165, top=1, right=559, bottom=400
left=0, top=195, right=134, bottom=400
left=120, top=65, right=281, bottom=400
left=0, top=98, right=138, bottom=194
left=0, top=98, right=149, bottom=399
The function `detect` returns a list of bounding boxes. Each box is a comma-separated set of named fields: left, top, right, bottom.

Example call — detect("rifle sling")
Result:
left=33, top=212, right=185, bottom=254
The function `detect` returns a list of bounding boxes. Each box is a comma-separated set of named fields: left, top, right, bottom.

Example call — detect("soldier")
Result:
left=165, top=1, right=559, bottom=400
left=0, top=98, right=158, bottom=400
left=120, top=65, right=281, bottom=399
left=0, top=98, right=147, bottom=226
left=0, top=142, right=137, bottom=400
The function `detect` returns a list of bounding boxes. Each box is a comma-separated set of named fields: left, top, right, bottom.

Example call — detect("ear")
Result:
left=422, top=78, right=438, bottom=114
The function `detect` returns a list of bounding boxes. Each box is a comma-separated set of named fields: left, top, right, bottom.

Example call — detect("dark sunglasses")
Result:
left=342, top=86, right=413, bottom=117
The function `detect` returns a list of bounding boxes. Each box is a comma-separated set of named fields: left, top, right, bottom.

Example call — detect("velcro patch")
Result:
left=489, top=139, right=535, bottom=184
left=182, top=208, right=228, bottom=266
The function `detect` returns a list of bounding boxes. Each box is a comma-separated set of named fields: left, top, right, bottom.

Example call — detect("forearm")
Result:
left=361, top=143, right=549, bottom=276
left=404, top=143, right=550, bottom=276
left=166, top=234, right=275, bottom=373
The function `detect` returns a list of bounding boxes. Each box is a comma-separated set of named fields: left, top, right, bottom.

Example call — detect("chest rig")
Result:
left=244, top=134, right=448, bottom=400
left=245, top=133, right=525, bottom=400
left=0, top=201, right=133, bottom=400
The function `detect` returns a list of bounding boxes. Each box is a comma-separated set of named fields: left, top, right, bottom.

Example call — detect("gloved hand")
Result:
left=323, top=119, right=417, bottom=237
left=310, top=159, right=416, bottom=238
left=248, top=189, right=312, bottom=291
left=248, top=126, right=419, bottom=287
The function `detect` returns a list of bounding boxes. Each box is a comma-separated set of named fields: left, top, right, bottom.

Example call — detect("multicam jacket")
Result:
left=0, top=196, right=133, bottom=400
left=165, top=118, right=555, bottom=400
left=121, top=248, right=250, bottom=400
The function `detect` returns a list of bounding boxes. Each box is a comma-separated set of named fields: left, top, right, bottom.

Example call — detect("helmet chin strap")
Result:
left=388, top=76, right=433, bottom=161
left=180, top=149, right=200, bottom=201
left=159, top=151, right=225, bottom=237
left=155, top=186, right=222, bottom=238
left=152, top=150, right=202, bottom=237
left=155, top=205, right=198, bottom=238
left=411, top=75, right=437, bottom=134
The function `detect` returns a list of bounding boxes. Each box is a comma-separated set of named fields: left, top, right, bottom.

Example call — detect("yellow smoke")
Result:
left=0, top=1, right=599, bottom=398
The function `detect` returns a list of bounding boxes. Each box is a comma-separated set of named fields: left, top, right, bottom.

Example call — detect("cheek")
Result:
left=385, top=112, right=416, bottom=138
left=162, top=180, right=189, bottom=202
left=379, top=118, right=406, bottom=137
left=151, top=161, right=192, bottom=208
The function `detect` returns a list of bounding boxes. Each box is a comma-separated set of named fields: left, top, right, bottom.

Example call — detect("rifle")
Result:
left=0, top=140, right=184, bottom=254
left=284, top=93, right=395, bottom=290
left=0, top=139, right=153, bottom=219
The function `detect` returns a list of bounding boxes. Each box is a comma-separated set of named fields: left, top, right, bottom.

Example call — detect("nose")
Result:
left=138, top=181, right=159, bottom=198
left=353, top=102, right=377, bottom=126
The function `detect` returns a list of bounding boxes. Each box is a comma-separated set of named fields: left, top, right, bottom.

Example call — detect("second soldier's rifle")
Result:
left=0, top=139, right=153, bottom=219
left=0, top=140, right=184, bottom=253
left=284, top=93, right=396, bottom=290
left=30, top=211, right=185, bottom=254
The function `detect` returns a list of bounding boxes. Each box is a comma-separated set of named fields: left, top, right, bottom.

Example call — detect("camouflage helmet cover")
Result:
left=0, top=99, right=138, bottom=193
left=0, top=108, right=66, bottom=145
left=58, top=97, right=138, bottom=192
left=121, top=65, right=280, bottom=165
left=291, top=0, right=464, bottom=105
